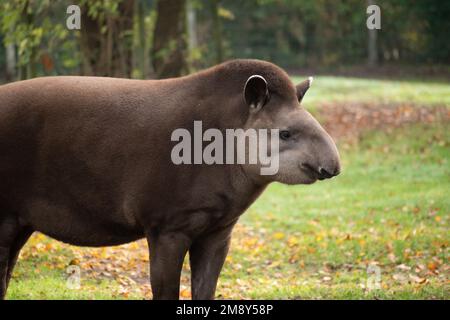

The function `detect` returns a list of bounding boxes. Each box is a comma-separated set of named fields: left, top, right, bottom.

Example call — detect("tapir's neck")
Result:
left=158, top=68, right=249, bottom=130
left=146, top=68, right=270, bottom=218
left=227, top=164, right=269, bottom=216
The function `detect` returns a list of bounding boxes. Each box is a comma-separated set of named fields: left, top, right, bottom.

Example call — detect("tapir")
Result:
left=0, top=59, right=340, bottom=299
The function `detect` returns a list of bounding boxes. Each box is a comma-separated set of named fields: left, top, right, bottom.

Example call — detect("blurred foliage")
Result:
left=217, top=0, right=450, bottom=68
left=0, top=0, right=72, bottom=78
left=0, top=0, right=449, bottom=80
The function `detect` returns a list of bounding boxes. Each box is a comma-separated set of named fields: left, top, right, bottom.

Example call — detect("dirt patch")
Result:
left=319, top=103, right=449, bottom=143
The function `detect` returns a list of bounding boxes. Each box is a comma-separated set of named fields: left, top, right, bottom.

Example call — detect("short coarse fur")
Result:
left=0, top=59, right=339, bottom=300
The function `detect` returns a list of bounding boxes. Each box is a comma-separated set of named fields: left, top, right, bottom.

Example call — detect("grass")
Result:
left=6, top=76, right=450, bottom=300
left=223, top=123, right=449, bottom=299
left=6, top=240, right=133, bottom=300
left=293, top=76, right=450, bottom=111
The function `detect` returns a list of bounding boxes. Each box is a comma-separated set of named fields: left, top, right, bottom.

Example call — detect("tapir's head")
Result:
left=237, top=61, right=341, bottom=185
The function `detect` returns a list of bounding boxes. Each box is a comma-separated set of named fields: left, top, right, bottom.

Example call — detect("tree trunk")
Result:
left=367, top=0, right=378, bottom=67
left=187, top=0, right=198, bottom=51
left=22, top=0, right=36, bottom=79
left=106, top=16, right=114, bottom=76
left=209, top=0, right=223, bottom=64
left=5, top=43, right=16, bottom=81
left=133, top=0, right=147, bottom=78
left=152, top=0, right=188, bottom=79
left=114, top=0, right=134, bottom=77
left=79, top=7, right=101, bottom=76
left=79, top=0, right=134, bottom=77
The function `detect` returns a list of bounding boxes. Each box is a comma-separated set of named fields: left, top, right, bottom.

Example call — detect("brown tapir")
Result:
left=0, top=59, right=340, bottom=300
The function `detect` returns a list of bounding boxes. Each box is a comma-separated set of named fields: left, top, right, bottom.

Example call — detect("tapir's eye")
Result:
left=279, top=130, right=292, bottom=141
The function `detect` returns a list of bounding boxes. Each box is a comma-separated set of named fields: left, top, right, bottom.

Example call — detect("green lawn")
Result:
left=6, top=76, right=450, bottom=300
left=225, top=123, right=449, bottom=299
left=293, top=76, right=450, bottom=111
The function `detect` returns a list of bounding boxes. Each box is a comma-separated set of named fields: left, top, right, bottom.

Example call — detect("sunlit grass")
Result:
left=6, top=73, right=450, bottom=300
left=292, top=76, right=450, bottom=111
left=224, top=123, right=449, bottom=299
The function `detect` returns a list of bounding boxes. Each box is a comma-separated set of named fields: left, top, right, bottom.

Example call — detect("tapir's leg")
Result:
left=0, top=247, right=8, bottom=299
left=189, top=222, right=236, bottom=300
left=5, top=228, right=33, bottom=289
left=147, top=232, right=191, bottom=300
left=0, top=215, right=24, bottom=300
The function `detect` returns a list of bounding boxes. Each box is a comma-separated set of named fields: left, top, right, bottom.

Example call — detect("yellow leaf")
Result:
left=273, top=232, right=285, bottom=240
left=287, top=236, right=299, bottom=247
left=69, top=258, right=80, bottom=266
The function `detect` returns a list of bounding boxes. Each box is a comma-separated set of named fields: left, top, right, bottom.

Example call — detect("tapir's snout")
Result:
left=300, top=157, right=340, bottom=181
left=298, top=114, right=341, bottom=183
left=318, top=165, right=340, bottom=180
left=315, top=131, right=341, bottom=180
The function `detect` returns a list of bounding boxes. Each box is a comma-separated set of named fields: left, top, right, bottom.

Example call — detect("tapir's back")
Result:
left=0, top=77, right=175, bottom=245
left=0, top=76, right=165, bottom=186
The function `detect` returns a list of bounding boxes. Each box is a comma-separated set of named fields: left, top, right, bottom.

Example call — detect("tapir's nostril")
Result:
left=318, top=167, right=335, bottom=179
left=302, top=163, right=340, bottom=180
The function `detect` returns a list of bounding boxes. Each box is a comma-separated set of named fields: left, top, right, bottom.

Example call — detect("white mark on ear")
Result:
left=245, top=74, right=269, bottom=111
left=247, top=74, right=268, bottom=84
left=308, top=76, right=314, bottom=87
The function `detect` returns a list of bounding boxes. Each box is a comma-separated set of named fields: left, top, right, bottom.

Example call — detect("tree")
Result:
left=0, top=0, right=70, bottom=80
left=79, top=0, right=135, bottom=77
left=133, top=0, right=148, bottom=78
left=5, top=42, right=15, bottom=81
left=367, top=0, right=378, bottom=67
left=209, top=0, right=223, bottom=64
left=152, top=0, right=188, bottom=78
left=186, top=0, right=198, bottom=54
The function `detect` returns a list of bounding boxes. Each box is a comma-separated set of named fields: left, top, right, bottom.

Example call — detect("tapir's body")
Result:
left=0, top=74, right=259, bottom=246
left=0, top=60, right=340, bottom=299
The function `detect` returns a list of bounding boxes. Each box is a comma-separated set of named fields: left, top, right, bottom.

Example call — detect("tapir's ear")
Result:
left=244, top=75, right=269, bottom=112
left=296, top=76, right=313, bottom=102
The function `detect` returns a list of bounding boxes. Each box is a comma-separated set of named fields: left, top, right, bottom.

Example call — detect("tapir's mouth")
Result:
left=301, top=163, right=337, bottom=181
left=300, top=163, right=320, bottom=181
